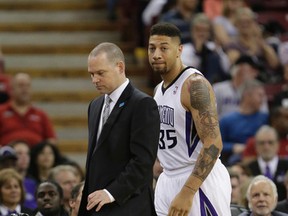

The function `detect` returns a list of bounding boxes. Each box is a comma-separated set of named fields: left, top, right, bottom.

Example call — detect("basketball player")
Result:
left=148, top=22, right=231, bottom=216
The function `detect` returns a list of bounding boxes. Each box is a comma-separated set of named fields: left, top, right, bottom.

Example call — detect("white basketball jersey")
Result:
left=154, top=67, right=203, bottom=175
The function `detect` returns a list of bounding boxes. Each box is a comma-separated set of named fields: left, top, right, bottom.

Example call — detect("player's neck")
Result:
left=162, top=63, right=185, bottom=88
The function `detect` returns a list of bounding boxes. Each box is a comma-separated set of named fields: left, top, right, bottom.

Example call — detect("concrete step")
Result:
left=0, top=0, right=105, bottom=11
left=0, top=10, right=107, bottom=23
left=64, top=152, right=87, bottom=169
left=31, top=78, right=94, bottom=92
left=58, top=139, right=87, bottom=153
left=0, top=31, right=120, bottom=46
left=4, top=54, right=136, bottom=69
left=56, top=127, right=87, bottom=141
left=6, top=64, right=149, bottom=78
left=30, top=77, right=150, bottom=92
left=52, top=116, right=87, bottom=127
left=0, top=20, right=120, bottom=32
left=2, top=42, right=135, bottom=54
left=33, top=91, right=97, bottom=103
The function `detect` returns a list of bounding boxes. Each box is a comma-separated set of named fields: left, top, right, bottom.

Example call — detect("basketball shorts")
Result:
left=154, top=159, right=232, bottom=216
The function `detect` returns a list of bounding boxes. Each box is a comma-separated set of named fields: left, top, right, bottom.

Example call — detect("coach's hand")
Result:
left=87, top=190, right=111, bottom=212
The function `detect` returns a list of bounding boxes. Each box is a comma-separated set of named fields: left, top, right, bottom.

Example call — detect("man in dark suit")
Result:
left=247, top=125, right=288, bottom=201
left=78, top=42, right=160, bottom=216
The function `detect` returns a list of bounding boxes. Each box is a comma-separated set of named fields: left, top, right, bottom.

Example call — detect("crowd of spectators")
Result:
left=140, top=0, right=288, bottom=214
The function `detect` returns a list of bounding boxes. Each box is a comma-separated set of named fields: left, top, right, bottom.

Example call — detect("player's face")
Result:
left=88, top=53, right=124, bottom=95
left=148, top=35, right=182, bottom=75
left=249, top=181, right=276, bottom=215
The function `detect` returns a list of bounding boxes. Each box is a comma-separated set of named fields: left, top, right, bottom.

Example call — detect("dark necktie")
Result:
left=102, top=96, right=111, bottom=125
left=265, top=164, right=273, bottom=179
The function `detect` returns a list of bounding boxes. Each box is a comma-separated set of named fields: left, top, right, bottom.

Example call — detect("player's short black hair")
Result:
left=150, top=22, right=181, bottom=43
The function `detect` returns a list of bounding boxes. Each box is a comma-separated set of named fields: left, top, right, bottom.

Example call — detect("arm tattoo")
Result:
left=189, top=78, right=218, bottom=139
left=193, top=144, right=219, bottom=181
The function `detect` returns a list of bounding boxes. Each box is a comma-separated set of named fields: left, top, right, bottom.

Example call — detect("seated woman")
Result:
left=0, top=168, right=34, bottom=216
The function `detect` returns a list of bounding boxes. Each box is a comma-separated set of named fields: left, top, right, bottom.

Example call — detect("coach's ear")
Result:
left=117, top=61, right=125, bottom=75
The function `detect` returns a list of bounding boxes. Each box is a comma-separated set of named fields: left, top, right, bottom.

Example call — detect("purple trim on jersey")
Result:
left=185, top=111, right=199, bottom=157
left=199, top=188, right=218, bottom=216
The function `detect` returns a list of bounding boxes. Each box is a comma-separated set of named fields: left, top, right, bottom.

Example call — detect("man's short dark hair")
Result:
left=36, top=180, right=64, bottom=200
left=150, top=22, right=182, bottom=43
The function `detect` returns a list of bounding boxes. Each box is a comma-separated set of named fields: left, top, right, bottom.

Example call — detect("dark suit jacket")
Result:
left=78, top=83, right=160, bottom=216
left=247, top=159, right=288, bottom=201
left=276, top=199, right=288, bottom=214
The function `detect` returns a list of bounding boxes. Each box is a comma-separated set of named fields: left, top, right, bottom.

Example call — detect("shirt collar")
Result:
left=107, top=78, right=129, bottom=104
left=258, top=156, right=279, bottom=176
left=0, top=204, right=21, bottom=215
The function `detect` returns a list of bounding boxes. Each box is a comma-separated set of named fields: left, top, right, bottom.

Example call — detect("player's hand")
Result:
left=168, top=186, right=194, bottom=216
left=87, top=190, right=111, bottom=212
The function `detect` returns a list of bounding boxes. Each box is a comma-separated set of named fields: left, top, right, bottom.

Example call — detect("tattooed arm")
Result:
left=167, top=74, right=222, bottom=216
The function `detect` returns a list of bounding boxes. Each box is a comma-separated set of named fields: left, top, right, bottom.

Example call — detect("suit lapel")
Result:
left=94, top=83, right=134, bottom=152
left=88, top=96, right=104, bottom=159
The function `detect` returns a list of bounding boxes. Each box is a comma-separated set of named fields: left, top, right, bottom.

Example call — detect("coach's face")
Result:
left=148, top=35, right=182, bottom=76
left=88, top=53, right=125, bottom=95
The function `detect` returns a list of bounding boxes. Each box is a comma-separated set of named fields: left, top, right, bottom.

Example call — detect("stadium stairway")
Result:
left=0, top=0, right=153, bottom=167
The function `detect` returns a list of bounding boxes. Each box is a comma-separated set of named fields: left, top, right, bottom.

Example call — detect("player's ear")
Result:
left=177, top=44, right=183, bottom=57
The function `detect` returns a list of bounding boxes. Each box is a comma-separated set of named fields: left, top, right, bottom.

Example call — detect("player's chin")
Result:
left=152, top=66, right=167, bottom=75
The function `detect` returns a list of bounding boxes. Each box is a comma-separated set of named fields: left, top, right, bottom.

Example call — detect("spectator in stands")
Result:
left=213, top=55, right=269, bottom=119
left=203, top=0, right=223, bottom=20
left=61, top=160, right=85, bottom=183
left=34, top=180, right=69, bottom=216
left=0, top=48, right=9, bottom=104
left=0, top=73, right=11, bottom=104
left=69, top=182, right=84, bottom=216
left=239, top=175, right=287, bottom=216
left=142, top=0, right=168, bottom=27
left=9, top=140, right=38, bottom=211
left=228, top=168, right=250, bottom=215
left=159, top=0, right=200, bottom=44
left=0, top=168, right=34, bottom=216
left=0, top=146, right=18, bottom=170
left=213, top=0, right=246, bottom=46
left=48, top=165, right=79, bottom=213
left=28, top=141, right=66, bottom=184
left=220, top=79, right=268, bottom=165
left=243, top=106, right=288, bottom=162
left=279, top=41, right=288, bottom=82
left=106, top=0, right=119, bottom=21
left=229, top=162, right=252, bottom=185
left=224, top=7, right=280, bottom=83
left=269, top=42, right=288, bottom=108
left=0, top=48, right=4, bottom=74
left=181, top=12, right=229, bottom=83
left=0, top=73, right=57, bottom=147
left=228, top=169, right=241, bottom=205
left=246, top=125, right=288, bottom=201
left=276, top=171, right=288, bottom=213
